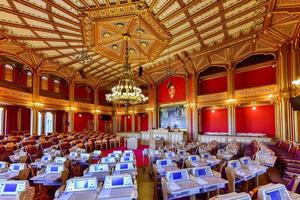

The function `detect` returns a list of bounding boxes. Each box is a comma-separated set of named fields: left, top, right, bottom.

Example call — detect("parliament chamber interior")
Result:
left=0, top=0, right=300, bottom=199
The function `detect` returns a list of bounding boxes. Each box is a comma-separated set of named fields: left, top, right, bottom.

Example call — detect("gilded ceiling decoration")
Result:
left=0, top=0, right=298, bottom=87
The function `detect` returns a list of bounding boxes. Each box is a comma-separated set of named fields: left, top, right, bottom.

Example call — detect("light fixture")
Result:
left=68, top=107, right=77, bottom=111
left=116, top=23, right=124, bottom=28
left=226, top=98, right=236, bottom=104
left=292, top=79, right=300, bottom=86
left=141, top=42, right=148, bottom=48
left=252, top=106, right=257, bottom=110
left=95, top=109, right=101, bottom=113
left=73, top=46, right=93, bottom=64
left=105, top=34, right=148, bottom=105
left=103, top=32, right=110, bottom=38
left=0, top=107, right=4, bottom=111
left=137, top=28, right=144, bottom=33
left=79, top=114, right=82, bottom=117
left=32, top=102, right=44, bottom=108
left=112, top=44, right=119, bottom=50
left=129, top=48, right=135, bottom=54
left=211, top=109, right=215, bottom=113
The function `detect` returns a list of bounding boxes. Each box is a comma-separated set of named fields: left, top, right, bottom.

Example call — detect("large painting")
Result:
left=159, top=105, right=186, bottom=129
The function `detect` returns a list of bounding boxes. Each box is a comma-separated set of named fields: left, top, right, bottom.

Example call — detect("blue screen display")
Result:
left=173, top=172, right=182, bottom=180
left=50, top=166, right=59, bottom=172
left=74, top=180, right=88, bottom=189
left=43, top=157, right=49, bottom=161
left=124, top=157, right=130, bottom=161
left=231, top=162, right=238, bottom=168
left=111, top=177, right=124, bottom=186
left=191, top=156, right=197, bottom=161
left=13, top=165, right=20, bottom=170
left=161, top=160, right=167, bottom=166
left=120, top=164, right=128, bottom=170
left=243, top=159, right=250, bottom=165
left=203, top=154, right=209, bottom=158
left=268, top=190, right=282, bottom=200
left=4, top=184, right=17, bottom=192
left=94, top=165, right=103, bottom=171
left=125, top=153, right=131, bottom=157
left=197, top=169, right=207, bottom=176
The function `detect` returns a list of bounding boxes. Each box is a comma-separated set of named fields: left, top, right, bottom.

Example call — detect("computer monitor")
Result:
left=10, top=164, right=24, bottom=171
left=0, top=162, right=7, bottom=169
left=156, top=159, right=172, bottom=167
left=121, top=156, right=134, bottom=162
left=101, top=157, right=116, bottom=163
left=80, top=153, right=90, bottom=160
left=257, top=183, right=291, bottom=200
left=65, top=177, right=98, bottom=192
left=50, top=166, right=59, bottom=173
left=166, top=170, right=190, bottom=182
left=93, top=150, right=101, bottom=155
left=240, top=157, right=251, bottom=165
left=228, top=160, right=241, bottom=169
left=69, top=152, right=78, bottom=158
left=54, top=157, right=66, bottom=163
left=0, top=180, right=28, bottom=195
left=104, top=175, right=133, bottom=189
left=202, top=153, right=210, bottom=159
left=189, top=155, right=199, bottom=162
left=214, top=192, right=251, bottom=200
left=120, top=163, right=128, bottom=170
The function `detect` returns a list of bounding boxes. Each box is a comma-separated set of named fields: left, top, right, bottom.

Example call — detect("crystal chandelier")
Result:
left=73, top=47, right=93, bottom=64
left=105, top=34, right=148, bottom=105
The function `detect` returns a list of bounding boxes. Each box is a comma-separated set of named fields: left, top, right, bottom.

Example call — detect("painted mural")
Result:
left=159, top=105, right=186, bottom=129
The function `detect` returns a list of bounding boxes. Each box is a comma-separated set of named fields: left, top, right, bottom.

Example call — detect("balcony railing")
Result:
left=40, top=90, right=69, bottom=100
left=0, top=80, right=32, bottom=93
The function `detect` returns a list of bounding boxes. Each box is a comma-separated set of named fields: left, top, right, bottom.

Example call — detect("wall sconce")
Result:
left=95, top=109, right=101, bottom=113
left=226, top=98, right=236, bottom=104
left=211, top=109, right=215, bottom=113
left=252, top=106, right=256, bottom=110
left=0, top=107, right=3, bottom=111
left=67, top=107, right=77, bottom=111
left=32, top=102, right=44, bottom=108
left=128, top=110, right=134, bottom=114
left=146, top=107, right=154, bottom=111
left=292, top=79, right=300, bottom=87
left=79, top=114, right=82, bottom=117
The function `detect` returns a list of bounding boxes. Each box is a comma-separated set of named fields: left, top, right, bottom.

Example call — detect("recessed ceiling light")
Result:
left=141, top=42, right=148, bottom=48
left=129, top=48, right=135, bottom=54
left=116, top=23, right=124, bottom=28
left=103, top=32, right=110, bottom=38
left=137, top=28, right=144, bottom=33
left=112, top=44, right=118, bottom=50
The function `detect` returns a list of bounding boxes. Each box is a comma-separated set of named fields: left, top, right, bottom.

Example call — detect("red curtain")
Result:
left=141, top=114, right=148, bottom=131
left=6, top=105, right=19, bottom=135
left=21, top=107, right=30, bottom=131
left=98, top=115, right=105, bottom=132
left=55, top=111, right=65, bottom=133
left=236, top=105, right=275, bottom=137
left=201, top=108, right=228, bottom=133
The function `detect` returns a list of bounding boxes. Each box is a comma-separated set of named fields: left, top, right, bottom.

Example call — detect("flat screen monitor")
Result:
left=243, top=159, right=250, bottom=165
left=13, top=165, right=20, bottom=171
left=191, top=156, right=197, bottom=161
left=160, top=160, right=167, bottom=166
left=74, top=180, right=88, bottom=190
left=268, top=190, right=282, bottom=200
left=120, top=164, right=128, bottom=170
left=197, top=169, right=207, bottom=176
left=3, top=184, right=17, bottom=193
left=124, top=153, right=131, bottom=157
left=111, top=177, right=124, bottom=186
left=203, top=154, right=209, bottom=159
left=123, top=157, right=130, bottom=161
left=0, top=163, right=4, bottom=168
left=173, top=172, right=182, bottom=180
left=50, top=166, right=59, bottom=172
left=43, top=156, right=49, bottom=161
left=94, top=165, right=104, bottom=172
left=231, top=162, right=238, bottom=168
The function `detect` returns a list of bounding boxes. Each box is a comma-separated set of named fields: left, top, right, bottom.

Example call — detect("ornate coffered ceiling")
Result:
left=0, top=0, right=298, bottom=88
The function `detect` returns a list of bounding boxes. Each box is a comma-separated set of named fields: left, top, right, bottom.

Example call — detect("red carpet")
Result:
left=101, top=145, right=149, bottom=167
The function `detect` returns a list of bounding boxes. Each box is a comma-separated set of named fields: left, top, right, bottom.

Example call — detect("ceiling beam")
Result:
left=63, top=53, right=98, bottom=67
left=85, top=60, right=112, bottom=73
left=42, top=0, right=79, bottom=19
left=15, top=36, right=82, bottom=42
left=78, top=55, right=104, bottom=71
left=32, top=45, right=83, bottom=51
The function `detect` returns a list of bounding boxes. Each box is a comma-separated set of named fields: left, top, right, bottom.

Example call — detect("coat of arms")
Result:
left=168, top=83, right=175, bottom=99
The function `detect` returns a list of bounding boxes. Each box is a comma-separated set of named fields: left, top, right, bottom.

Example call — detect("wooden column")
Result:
left=93, top=113, right=99, bottom=132
left=191, top=74, right=199, bottom=140
left=124, top=115, right=127, bottom=132
left=185, top=75, right=192, bottom=140
left=30, top=71, right=40, bottom=135
left=227, top=65, right=236, bottom=135
left=17, top=108, right=21, bottom=131
left=131, top=113, right=135, bottom=133
left=67, top=111, right=74, bottom=132
left=30, top=108, right=39, bottom=135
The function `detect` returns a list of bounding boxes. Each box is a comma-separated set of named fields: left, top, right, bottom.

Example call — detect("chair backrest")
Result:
left=225, top=167, right=236, bottom=193
left=18, top=186, right=35, bottom=200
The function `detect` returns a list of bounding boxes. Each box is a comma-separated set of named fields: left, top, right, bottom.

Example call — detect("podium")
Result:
left=126, top=137, right=138, bottom=150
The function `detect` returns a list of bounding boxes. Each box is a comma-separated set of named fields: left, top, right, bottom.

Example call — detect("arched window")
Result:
left=0, top=107, right=4, bottom=135
left=4, top=64, right=13, bottom=82
left=38, top=112, right=42, bottom=136
left=26, top=71, right=32, bottom=87
left=53, top=79, right=60, bottom=93
left=41, top=76, right=48, bottom=90
left=45, top=112, right=53, bottom=135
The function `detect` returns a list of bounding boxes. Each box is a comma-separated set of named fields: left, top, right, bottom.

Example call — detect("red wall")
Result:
left=98, top=115, right=105, bottom=133
left=75, top=84, right=94, bottom=102
left=198, top=76, right=227, bottom=95
left=6, top=105, right=19, bottom=134
left=21, top=108, right=30, bottom=131
left=236, top=105, right=275, bottom=137
left=201, top=108, right=228, bottom=133
left=0, top=64, right=3, bottom=80
left=235, top=66, right=276, bottom=90
left=126, top=116, right=132, bottom=132
left=74, top=113, right=93, bottom=132
left=158, top=76, right=186, bottom=103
